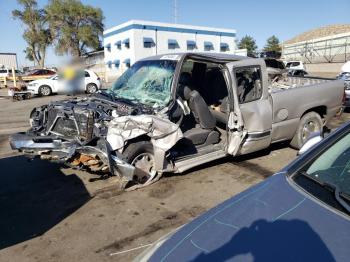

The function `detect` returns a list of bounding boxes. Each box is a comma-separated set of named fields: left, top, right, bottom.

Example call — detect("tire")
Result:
left=123, top=141, right=155, bottom=184
left=290, top=112, right=323, bottom=149
left=86, top=83, right=98, bottom=94
left=39, top=85, right=52, bottom=96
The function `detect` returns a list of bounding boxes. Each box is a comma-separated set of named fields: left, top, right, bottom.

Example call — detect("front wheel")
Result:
left=290, top=112, right=323, bottom=149
left=123, top=141, right=155, bottom=185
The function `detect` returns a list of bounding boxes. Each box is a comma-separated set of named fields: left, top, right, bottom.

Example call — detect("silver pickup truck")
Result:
left=10, top=53, right=345, bottom=189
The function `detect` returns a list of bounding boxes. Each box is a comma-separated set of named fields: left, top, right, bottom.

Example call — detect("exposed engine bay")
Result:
left=10, top=91, right=183, bottom=190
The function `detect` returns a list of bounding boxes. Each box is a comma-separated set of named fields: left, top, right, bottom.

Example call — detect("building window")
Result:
left=204, top=41, right=214, bottom=51
left=115, top=40, right=121, bottom=49
left=187, top=40, right=196, bottom=50
left=104, top=43, right=111, bottom=52
left=220, top=43, right=229, bottom=52
left=168, top=39, right=179, bottom=49
left=123, top=38, right=130, bottom=48
left=113, top=59, right=120, bottom=68
left=123, top=58, right=130, bottom=68
left=143, top=37, right=155, bottom=48
left=106, top=61, right=112, bottom=69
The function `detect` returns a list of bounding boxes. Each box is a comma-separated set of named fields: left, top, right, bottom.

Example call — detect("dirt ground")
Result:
left=0, top=91, right=349, bottom=262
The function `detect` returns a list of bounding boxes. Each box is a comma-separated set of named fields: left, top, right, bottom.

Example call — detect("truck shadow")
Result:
left=0, top=156, right=91, bottom=250
left=190, top=219, right=335, bottom=262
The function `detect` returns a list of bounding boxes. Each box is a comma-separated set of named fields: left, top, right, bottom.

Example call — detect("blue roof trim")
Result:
left=104, top=24, right=236, bottom=38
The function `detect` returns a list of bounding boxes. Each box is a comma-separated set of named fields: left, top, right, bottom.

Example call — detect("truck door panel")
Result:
left=227, top=59, right=273, bottom=155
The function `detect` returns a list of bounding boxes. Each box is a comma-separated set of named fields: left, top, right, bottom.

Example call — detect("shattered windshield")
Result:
left=110, top=60, right=177, bottom=108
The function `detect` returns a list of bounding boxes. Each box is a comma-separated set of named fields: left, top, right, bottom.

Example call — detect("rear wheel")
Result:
left=86, top=83, right=98, bottom=94
left=123, top=141, right=155, bottom=185
left=39, top=85, right=52, bottom=96
left=290, top=111, right=323, bottom=149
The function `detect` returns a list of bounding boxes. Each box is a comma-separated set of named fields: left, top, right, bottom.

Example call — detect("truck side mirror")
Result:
left=298, top=132, right=323, bottom=155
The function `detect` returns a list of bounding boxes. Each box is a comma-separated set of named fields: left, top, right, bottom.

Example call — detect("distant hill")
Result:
left=284, top=24, right=350, bottom=44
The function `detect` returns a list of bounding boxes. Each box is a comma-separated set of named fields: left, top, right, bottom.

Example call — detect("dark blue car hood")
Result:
left=149, top=173, right=350, bottom=262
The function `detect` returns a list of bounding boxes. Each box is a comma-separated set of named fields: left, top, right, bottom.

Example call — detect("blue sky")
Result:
left=0, top=0, right=349, bottom=67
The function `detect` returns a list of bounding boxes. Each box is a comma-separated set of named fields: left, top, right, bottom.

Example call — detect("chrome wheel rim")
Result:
left=87, top=85, right=97, bottom=93
left=41, top=86, right=50, bottom=96
left=131, top=153, right=154, bottom=183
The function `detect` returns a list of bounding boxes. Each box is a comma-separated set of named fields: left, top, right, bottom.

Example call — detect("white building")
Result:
left=0, top=53, right=18, bottom=69
left=103, top=20, right=246, bottom=78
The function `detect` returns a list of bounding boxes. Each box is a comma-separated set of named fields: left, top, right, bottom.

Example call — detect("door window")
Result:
left=235, top=66, right=262, bottom=103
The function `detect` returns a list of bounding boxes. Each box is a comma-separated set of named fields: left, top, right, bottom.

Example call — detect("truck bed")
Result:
left=269, top=76, right=335, bottom=92
left=268, top=76, right=344, bottom=143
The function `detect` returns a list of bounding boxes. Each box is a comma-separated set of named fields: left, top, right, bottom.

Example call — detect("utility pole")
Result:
left=174, top=0, right=178, bottom=24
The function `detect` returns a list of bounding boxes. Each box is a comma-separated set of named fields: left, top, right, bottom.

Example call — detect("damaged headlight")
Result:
left=29, top=106, right=47, bottom=130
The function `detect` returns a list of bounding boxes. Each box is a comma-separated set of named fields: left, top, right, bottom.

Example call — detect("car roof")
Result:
left=140, top=52, right=249, bottom=63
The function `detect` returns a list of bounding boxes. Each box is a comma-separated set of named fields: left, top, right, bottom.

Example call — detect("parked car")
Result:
left=138, top=122, right=350, bottom=262
left=285, top=60, right=305, bottom=70
left=0, top=68, right=22, bottom=78
left=10, top=53, right=344, bottom=190
left=26, top=69, right=101, bottom=96
left=337, top=71, right=350, bottom=107
left=288, top=69, right=309, bottom=77
left=25, top=68, right=56, bottom=77
left=264, top=58, right=287, bottom=80
left=341, top=61, right=350, bottom=72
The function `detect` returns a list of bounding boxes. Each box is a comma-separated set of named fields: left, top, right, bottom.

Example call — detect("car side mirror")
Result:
left=298, top=132, right=323, bottom=155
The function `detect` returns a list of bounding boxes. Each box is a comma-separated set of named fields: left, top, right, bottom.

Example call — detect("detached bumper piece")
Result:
left=10, top=133, right=75, bottom=158
left=9, top=132, right=139, bottom=189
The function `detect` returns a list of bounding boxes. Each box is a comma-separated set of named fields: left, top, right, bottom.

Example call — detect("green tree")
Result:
left=12, top=0, right=51, bottom=67
left=264, top=35, right=281, bottom=52
left=46, top=0, right=104, bottom=57
left=238, top=35, right=257, bottom=57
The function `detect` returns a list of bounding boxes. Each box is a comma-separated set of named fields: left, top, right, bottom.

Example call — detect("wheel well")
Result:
left=123, top=135, right=151, bottom=151
left=302, top=106, right=327, bottom=118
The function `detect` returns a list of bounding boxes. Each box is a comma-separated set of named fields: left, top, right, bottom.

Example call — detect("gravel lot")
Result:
left=0, top=90, right=349, bottom=261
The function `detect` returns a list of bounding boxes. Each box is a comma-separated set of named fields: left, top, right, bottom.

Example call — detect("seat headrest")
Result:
left=178, top=72, right=193, bottom=100
left=183, top=86, right=192, bottom=100
left=179, top=72, right=192, bottom=86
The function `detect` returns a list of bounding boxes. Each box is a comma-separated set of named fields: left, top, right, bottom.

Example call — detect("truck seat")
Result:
left=178, top=73, right=220, bottom=145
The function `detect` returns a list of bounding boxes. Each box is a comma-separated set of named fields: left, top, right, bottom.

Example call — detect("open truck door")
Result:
left=226, top=58, right=272, bottom=155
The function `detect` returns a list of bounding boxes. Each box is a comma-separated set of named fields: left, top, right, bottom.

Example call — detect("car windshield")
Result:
left=109, top=60, right=176, bottom=108
left=299, top=132, right=350, bottom=197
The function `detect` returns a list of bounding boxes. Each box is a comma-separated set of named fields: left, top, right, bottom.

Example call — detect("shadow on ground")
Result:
left=0, top=156, right=91, bottom=250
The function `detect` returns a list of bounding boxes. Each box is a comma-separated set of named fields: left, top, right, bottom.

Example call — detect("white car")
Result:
left=284, top=60, right=304, bottom=70
left=27, top=69, right=102, bottom=96
left=0, top=68, right=22, bottom=78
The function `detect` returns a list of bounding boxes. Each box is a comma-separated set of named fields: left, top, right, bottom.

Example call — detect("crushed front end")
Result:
left=9, top=94, right=150, bottom=187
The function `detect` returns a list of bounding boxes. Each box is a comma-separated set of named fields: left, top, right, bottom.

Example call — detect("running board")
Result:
left=174, top=150, right=227, bottom=173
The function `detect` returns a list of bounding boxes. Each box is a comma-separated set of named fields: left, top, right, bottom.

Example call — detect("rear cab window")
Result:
left=234, top=66, right=263, bottom=103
